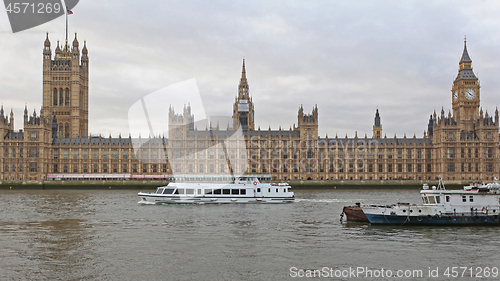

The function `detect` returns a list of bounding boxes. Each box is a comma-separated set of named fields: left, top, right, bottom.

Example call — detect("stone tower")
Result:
left=296, top=105, right=318, bottom=139
left=372, top=109, right=382, bottom=139
left=42, top=32, right=89, bottom=138
left=451, top=38, right=480, bottom=132
left=232, top=59, right=255, bottom=131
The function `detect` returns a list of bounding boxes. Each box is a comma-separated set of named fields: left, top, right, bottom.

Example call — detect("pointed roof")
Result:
left=241, top=59, right=246, bottom=79
left=460, top=38, right=472, bottom=63
left=239, top=59, right=248, bottom=86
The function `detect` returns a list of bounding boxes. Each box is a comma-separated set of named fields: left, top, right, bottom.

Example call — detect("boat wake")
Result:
left=296, top=198, right=347, bottom=203
left=138, top=201, right=157, bottom=205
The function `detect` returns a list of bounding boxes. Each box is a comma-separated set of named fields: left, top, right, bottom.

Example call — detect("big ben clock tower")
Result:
left=451, top=38, right=480, bottom=131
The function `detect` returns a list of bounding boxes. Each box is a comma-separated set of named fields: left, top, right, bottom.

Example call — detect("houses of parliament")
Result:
left=0, top=33, right=498, bottom=182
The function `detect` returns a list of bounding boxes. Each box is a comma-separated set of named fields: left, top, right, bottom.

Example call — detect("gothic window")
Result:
left=64, top=124, right=69, bottom=138
left=447, top=148, right=454, bottom=158
left=59, top=88, right=64, bottom=105
left=53, top=88, right=58, bottom=105
left=65, top=88, right=70, bottom=105
left=448, top=133, right=453, bottom=140
left=447, top=163, right=455, bottom=172
left=307, top=150, right=313, bottom=159
left=487, top=148, right=493, bottom=158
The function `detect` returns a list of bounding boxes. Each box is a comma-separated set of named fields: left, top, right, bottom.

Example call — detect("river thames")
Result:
left=1, top=188, right=499, bottom=280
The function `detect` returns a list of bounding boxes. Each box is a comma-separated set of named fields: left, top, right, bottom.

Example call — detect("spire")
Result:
left=72, top=32, right=79, bottom=49
left=241, top=58, right=246, bottom=80
left=44, top=32, right=50, bottom=48
left=374, top=109, right=381, bottom=127
left=82, top=40, right=88, bottom=55
left=238, top=59, right=249, bottom=98
left=460, top=36, right=472, bottom=63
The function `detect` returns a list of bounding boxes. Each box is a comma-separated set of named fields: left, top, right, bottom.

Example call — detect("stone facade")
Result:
left=0, top=36, right=498, bottom=182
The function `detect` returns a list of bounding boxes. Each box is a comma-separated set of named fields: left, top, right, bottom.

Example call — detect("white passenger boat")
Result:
left=361, top=176, right=500, bottom=225
left=138, top=177, right=294, bottom=204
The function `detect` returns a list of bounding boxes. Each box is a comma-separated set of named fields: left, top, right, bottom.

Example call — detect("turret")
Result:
left=72, top=32, right=79, bottom=61
left=24, top=105, right=28, bottom=125
left=43, top=32, right=51, bottom=60
left=55, top=40, right=61, bottom=58
left=372, top=109, right=382, bottom=139
left=81, top=40, right=88, bottom=66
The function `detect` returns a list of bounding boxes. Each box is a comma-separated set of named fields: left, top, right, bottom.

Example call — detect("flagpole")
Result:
left=65, top=10, right=68, bottom=43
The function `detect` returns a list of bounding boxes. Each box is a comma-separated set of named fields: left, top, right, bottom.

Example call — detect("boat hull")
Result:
left=138, top=193, right=295, bottom=204
left=342, top=206, right=369, bottom=222
left=365, top=213, right=500, bottom=225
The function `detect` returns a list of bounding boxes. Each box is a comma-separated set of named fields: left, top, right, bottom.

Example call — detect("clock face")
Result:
left=453, top=91, right=458, bottom=101
left=465, top=88, right=476, bottom=100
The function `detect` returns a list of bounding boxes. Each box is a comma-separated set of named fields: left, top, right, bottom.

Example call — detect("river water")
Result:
left=1, top=188, right=499, bottom=280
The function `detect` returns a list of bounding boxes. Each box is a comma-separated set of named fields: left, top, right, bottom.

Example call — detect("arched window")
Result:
left=53, top=88, right=58, bottom=105
left=59, top=88, right=63, bottom=105
left=65, top=88, right=70, bottom=106
left=65, top=124, right=70, bottom=138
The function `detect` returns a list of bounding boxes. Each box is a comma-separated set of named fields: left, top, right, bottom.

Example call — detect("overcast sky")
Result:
left=1, top=0, right=500, bottom=138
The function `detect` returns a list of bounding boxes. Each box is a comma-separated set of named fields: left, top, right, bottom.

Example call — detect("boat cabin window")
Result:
left=241, top=189, right=246, bottom=195
left=428, top=196, right=435, bottom=204
left=205, top=189, right=213, bottom=195
left=446, top=196, right=450, bottom=202
left=176, top=189, right=185, bottom=195
left=231, top=189, right=239, bottom=195
left=268, top=188, right=271, bottom=193
left=162, top=189, right=174, bottom=194
left=257, top=188, right=261, bottom=193
left=435, top=196, right=440, bottom=204
left=223, top=189, right=230, bottom=195
left=469, top=196, right=474, bottom=202
left=156, top=188, right=164, bottom=194
left=462, top=195, right=467, bottom=202
left=186, top=189, right=194, bottom=195
left=198, top=189, right=201, bottom=195
left=214, top=189, right=222, bottom=195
